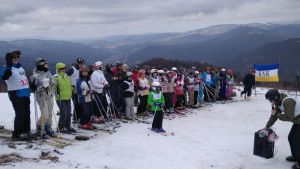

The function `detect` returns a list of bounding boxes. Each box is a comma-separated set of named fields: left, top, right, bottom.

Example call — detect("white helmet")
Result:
left=158, top=69, right=164, bottom=74
left=151, top=69, right=157, bottom=73
left=152, top=81, right=160, bottom=87
left=93, top=61, right=103, bottom=69
left=171, top=67, right=177, bottom=71
left=195, top=71, right=199, bottom=74
left=221, top=68, right=226, bottom=72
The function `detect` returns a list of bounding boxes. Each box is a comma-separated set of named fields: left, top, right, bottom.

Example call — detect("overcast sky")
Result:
left=0, top=0, right=299, bottom=40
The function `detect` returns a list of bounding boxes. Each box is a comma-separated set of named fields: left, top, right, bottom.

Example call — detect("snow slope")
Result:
left=0, top=88, right=296, bottom=169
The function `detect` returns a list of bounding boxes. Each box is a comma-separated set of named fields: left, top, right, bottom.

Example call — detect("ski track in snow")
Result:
left=0, top=87, right=295, bottom=169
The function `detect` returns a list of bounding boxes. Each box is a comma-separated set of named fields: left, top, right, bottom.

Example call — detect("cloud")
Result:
left=0, top=0, right=299, bottom=39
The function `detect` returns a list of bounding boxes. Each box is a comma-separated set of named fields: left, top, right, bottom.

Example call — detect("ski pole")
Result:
left=92, top=93, right=107, bottom=122
left=94, top=93, right=111, bottom=121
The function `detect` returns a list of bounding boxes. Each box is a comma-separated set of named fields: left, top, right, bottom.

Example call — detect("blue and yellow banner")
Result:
left=254, top=63, right=279, bottom=82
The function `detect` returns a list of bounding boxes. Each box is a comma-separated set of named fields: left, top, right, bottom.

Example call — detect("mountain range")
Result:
left=0, top=23, right=299, bottom=79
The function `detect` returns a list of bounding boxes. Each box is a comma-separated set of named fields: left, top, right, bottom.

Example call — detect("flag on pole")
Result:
left=254, top=63, right=279, bottom=82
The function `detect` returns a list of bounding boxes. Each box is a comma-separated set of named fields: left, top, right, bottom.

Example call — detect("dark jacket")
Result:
left=243, top=73, right=255, bottom=88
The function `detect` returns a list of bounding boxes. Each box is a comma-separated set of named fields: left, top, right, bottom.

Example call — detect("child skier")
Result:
left=148, top=82, right=165, bottom=133
left=121, top=72, right=136, bottom=120
left=30, top=58, right=56, bottom=138
left=53, top=63, right=76, bottom=134
left=76, top=65, right=94, bottom=130
left=174, top=74, right=185, bottom=109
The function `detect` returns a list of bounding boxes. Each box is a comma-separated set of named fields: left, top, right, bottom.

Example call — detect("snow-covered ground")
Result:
left=0, top=87, right=296, bottom=169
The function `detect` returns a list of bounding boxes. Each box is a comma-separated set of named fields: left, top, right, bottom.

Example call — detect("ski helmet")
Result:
left=152, top=81, right=161, bottom=91
left=158, top=70, right=164, bottom=74
left=171, top=67, right=177, bottom=71
left=265, top=89, right=280, bottom=102
left=93, top=61, right=103, bottom=69
left=76, top=58, right=86, bottom=65
left=35, top=58, right=47, bottom=67
left=195, top=71, right=199, bottom=74
left=151, top=69, right=157, bottom=74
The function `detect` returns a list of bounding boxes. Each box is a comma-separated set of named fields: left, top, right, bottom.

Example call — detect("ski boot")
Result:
left=67, top=127, right=77, bottom=133
left=45, top=128, right=57, bottom=137
left=80, top=123, right=94, bottom=130
left=158, top=128, right=166, bottom=133
left=292, top=163, right=300, bottom=169
left=286, top=156, right=296, bottom=162
left=151, top=128, right=160, bottom=133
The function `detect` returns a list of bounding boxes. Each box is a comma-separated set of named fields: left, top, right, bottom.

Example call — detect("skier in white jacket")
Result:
left=90, top=61, right=109, bottom=121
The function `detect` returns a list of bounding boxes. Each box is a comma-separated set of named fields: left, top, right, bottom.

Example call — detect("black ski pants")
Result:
left=57, top=100, right=71, bottom=130
left=241, top=86, right=252, bottom=97
left=80, top=102, right=93, bottom=125
left=137, top=95, right=148, bottom=114
left=8, top=91, right=31, bottom=136
left=152, top=110, right=163, bottom=129
left=288, top=124, right=300, bottom=163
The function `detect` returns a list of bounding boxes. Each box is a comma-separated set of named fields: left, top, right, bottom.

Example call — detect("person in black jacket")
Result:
left=121, top=72, right=135, bottom=120
left=241, top=70, right=256, bottom=99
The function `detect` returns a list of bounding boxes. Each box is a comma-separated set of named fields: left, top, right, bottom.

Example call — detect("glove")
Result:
left=41, top=78, right=50, bottom=88
left=103, top=84, right=110, bottom=91
left=29, top=79, right=37, bottom=91
left=1, top=68, right=12, bottom=80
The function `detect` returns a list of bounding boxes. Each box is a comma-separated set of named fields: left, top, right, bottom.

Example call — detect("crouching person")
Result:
left=30, top=58, right=56, bottom=138
left=148, top=82, right=165, bottom=133
left=0, top=50, right=32, bottom=141
left=53, top=63, right=76, bottom=134
left=76, top=65, right=94, bottom=130
left=265, top=89, right=300, bottom=169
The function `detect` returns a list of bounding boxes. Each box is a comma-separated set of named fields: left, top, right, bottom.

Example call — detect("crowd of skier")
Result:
left=1, top=50, right=300, bottom=169
left=0, top=50, right=255, bottom=140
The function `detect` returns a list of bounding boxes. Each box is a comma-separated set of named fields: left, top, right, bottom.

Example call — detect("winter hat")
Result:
left=5, top=50, right=21, bottom=67
left=93, top=61, right=103, bottom=69
left=227, top=69, right=233, bottom=75
left=56, top=63, right=66, bottom=70
left=265, top=89, right=280, bottom=102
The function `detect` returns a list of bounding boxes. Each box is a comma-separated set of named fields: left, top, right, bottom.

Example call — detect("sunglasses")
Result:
left=59, top=68, right=66, bottom=70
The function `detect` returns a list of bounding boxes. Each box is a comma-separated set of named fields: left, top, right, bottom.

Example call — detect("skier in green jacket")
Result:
left=148, top=81, right=165, bottom=133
